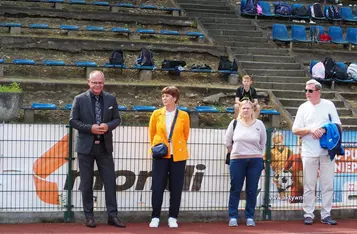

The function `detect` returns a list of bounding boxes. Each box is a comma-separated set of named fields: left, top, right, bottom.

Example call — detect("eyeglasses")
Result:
left=90, top=81, right=104, bottom=86
left=305, top=89, right=317, bottom=93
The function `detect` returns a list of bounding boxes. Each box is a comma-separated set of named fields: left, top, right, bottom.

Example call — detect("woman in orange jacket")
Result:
left=148, top=86, right=190, bottom=228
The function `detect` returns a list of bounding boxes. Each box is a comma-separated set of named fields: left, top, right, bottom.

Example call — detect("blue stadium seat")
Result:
left=291, top=4, right=310, bottom=19
left=0, top=22, right=22, bottom=27
left=118, top=105, right=128, bottom=111
left=178, top=106, right=190, bottom=112
left=111, top=27, right=131, bottom=33
left=190, top=68, right=212, bottom=73
left=86, top=26, right=105, bottom=31
left=103, top=63, right=128, bottom=68
left=92, top=1, right=110, bottom=6
left=272, top=24, right=292, bottom=42
left=291, top=24, right=311, bottom=43
left=29, top=24, right=49, bottom=29
left=140, top=4, right=158, bottom=10
left=335, top=62, right=346, bottom=71
left=60, top=25, right=80, bottom=31
left=133, top=105, right=157, bottom=111
left=47, top=0, right=64, bottom=3
left=217, top=70, right=237, bottom=74
left=160, top=7, right=181, bottom=11
left=309, top=60, right=319, bottom=74
left=346, top=28, right=357, bottom=45
left=260, top=109, right=280, bottom=115
left=69, top=0, right=86, bottom=4
left=133, top=65, right=155, bottom=70
left=194, top=106, right=219, bottom=113
left=75, top=61, right=97, bottom=67
left=43, top=60, right=65, bottom=66
left=259, top=1, right=276, bottom=17
left=31, top=103, right=57, bottom=110
left=0, top=58, right=3, bottom=64
left=13, top=59, right=35, bottom=65
left=340, top=7, right=357, bottom=22
left=136, top=28, right=155, bottom=34
left=226, top=107, right=234, bottom=113
left=160, top=30, right=180, bottom=35
left=185, top=31, right=204, bottom=37
left=328, top=26, right=348, bottom=44
left=114, top=3, right=135, bottom=8
left=64, top=104, right=72, bottom=110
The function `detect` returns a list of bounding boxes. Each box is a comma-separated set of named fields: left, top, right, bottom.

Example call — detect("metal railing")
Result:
left=0, top=124, right=356, bottom=221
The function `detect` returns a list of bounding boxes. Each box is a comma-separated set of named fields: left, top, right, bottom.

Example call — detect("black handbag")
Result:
left=152, top=109, right=179, bottom=159
left=226, top=119, right=237, bottom=165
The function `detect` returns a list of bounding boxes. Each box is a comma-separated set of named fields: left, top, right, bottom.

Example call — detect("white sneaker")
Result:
left=309, top=20, right=316, bottom=24
left=168, top=217, right=178, bottom=228
left=229, top=218, right=238, bottom=227
left=149, top=218, right=160, bottom=228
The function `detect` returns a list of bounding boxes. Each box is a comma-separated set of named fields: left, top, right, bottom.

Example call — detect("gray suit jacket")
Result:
left=69, top=90, right=121, bottom=154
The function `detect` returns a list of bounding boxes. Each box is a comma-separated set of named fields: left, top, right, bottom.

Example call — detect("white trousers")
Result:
left=302, top=155, right=335, bottom=220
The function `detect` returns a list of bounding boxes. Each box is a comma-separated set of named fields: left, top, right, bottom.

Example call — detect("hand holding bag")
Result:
left=152, top=109, right=179, bottom=159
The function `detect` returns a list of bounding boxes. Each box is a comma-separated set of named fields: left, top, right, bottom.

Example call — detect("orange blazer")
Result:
left=149, top=107, right=190, bottom=162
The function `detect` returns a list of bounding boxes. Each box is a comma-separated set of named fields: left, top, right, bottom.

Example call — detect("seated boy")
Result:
left=234, top=75, right=261, bottom=118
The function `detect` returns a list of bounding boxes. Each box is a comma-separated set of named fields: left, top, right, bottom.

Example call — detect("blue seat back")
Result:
left=291, top=24, right=308, bottom=40
left=194, top=106, right=219, bottom=113
left=328, top=26, right=344, bottom=41
left=310, top=60, right=319, bottom=74
left=31, top=103, right=57, bottom=110
left=340, top=7, right=353, bottom=19
left=272, top=24, right=289, bottom=40
left=291, top=3, right=303, bottom=10
left=259, top=1, right=273, bottom=15
left=133, top=105, right=156, bottom=111
left=335, top=62, right=346, bottom=71
left=346, top=27, right=357, bottom=43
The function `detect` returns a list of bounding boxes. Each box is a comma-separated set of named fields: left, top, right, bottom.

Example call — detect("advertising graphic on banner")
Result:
left=0, top=124, right=356, bottom=211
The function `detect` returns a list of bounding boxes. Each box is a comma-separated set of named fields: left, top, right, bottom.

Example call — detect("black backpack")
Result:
left=137, top=48, right=154, bottom=66
left=109, top=50, right=124, bottom=65
left=311, top=3, right=324, bottom=18
left=323, top=57, right=336, bottom=79
left=161, top=60, right=186, bottom=69
left=242, top=0, right=257, bottom=14
left=334, top=65, right=348, bottom=80
left=232, top=59, right=238, bottom=71
left=325, top=5, right=340, bottom=19
left=218, top=56, right=233, bottom=70
left=292, top=6, right=309, bottom=16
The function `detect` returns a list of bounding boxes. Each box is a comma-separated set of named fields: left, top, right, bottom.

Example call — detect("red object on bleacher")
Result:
left=320, top=33, right=332, bottom=42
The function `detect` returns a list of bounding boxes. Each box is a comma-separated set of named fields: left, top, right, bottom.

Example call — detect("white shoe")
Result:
left=149, top=218, right=160, bottom=228
left=309, top=20, right=316, bottom=24
left=168, top=217, right=178, bottom=228
left=229, top=218, right=238, bottom=226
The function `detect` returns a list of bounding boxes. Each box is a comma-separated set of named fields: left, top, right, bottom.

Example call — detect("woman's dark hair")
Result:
left=162, top=86, right=180, bottom=103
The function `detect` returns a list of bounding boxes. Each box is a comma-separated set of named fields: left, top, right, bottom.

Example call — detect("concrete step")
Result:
left=201, top=17, right=251, bottom=24
left=182, top=7, right=234, bottom=14
left=215, top=36, right=268, bottom=43
left=241, top=61, right=301, bottom=70
left=286, top=107, right=353, bottom=117
left=179, top=3, right=230, bottom=10
left=232, top=47, right=290, bottom=56
left=253, top=81, right=305, bottom=90
left=273, top=90, right=336, bottom=99
left=235, top=54, right=296, bottom=63
left=279, top=98, right=345, bottom=108
left=246, top=69, right=306, bottom=77
left=186, top=12, right=237, bottom=18
left=341, top=125, right=357, bottom=130
left=340, top=117, right=357, bottom=125
left=204, top=23, right=253, bottom=30
left=210, top=30, right=262, bottom=37
left=252, top=75, right=308, bottom=83
left=222, top=42, right=275, bottom=48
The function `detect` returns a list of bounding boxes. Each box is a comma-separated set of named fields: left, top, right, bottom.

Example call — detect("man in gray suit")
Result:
left=69, top=70, right=125, bottom=228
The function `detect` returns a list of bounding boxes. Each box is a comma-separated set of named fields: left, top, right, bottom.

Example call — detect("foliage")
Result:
left=0, top=82, right=23, bottom=93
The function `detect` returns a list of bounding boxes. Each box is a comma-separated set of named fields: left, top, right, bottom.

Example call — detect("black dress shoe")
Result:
left=108, top=217, right=126, bottom=228
left=85, top=217, right=96, bottom=228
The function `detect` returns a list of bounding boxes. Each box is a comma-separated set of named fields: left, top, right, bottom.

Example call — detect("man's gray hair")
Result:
left=306, top=79, right=322, bottom=90
left=88, top=70, right=105, bottom=81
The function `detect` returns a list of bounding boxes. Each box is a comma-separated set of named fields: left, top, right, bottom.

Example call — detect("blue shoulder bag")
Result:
left=152, top=109, right=179, bottom=159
